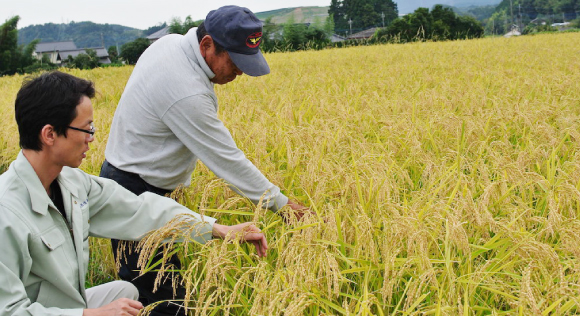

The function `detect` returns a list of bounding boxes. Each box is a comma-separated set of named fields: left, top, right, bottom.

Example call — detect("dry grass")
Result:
left=1, top=32, right=580, bottom=315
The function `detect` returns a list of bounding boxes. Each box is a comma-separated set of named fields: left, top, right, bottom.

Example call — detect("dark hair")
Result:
left=15, top=71, right=95, bottom=151
left=196, top=22, right=226, bottom=55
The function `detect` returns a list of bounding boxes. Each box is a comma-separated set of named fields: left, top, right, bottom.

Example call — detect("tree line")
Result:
left=486, top=0, right=580, bottom=34
left=3, top=0, right=579, bottom=75
left=376, top=5, right=484, bottom=42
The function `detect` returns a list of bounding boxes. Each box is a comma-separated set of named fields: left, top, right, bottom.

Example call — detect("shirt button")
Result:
left=74, top=201, right=77, bottom=204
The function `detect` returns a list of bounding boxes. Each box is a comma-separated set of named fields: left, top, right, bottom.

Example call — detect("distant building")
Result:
left=347, top=27, right=379, bottom=40
left=551, top=22, right=571, bottom=30
left=33, top=41, right=110, bottom=65
left=60, top=48, right=111, bottom=64
left=146, top=26, right=170, bottom=43
left=331, top=34, right=346, bottom=42
left=34, top=41, right=77, bottom=64
left=530, top=18, right=548, bottom=25
left=504, top=25, right=521, bottom=37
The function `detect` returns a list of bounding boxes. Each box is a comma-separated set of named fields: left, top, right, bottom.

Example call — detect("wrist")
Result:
left=211, top=223, right=227, bottom=239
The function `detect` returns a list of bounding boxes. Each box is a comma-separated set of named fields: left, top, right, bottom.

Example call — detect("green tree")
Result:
left=120, top=38, right=150, bottom=65
left=18, top=22, right=143, bottom=49
left=261, top=17, right=283, bottom=52
left=169, top=16, right=199, bottom=35
left=0, top=16, right=46, bottom=75
left=0, top=16, right=21, bottom=75
left=108, top=45, right=119, bottom=63
left=329, top=0, right=398, bottom=35
left=558, top=0, right=579, bottom=20
left=485, top=10, right=509, bottom=35
left=22, top=53, right=57, bottom=74
left=144, top=22, right=167, bottom=36
left=377, top=6, right=484, bottom=42
left=282, top=15, right=307, bottom=50
left=67, top=49, right=100, bottom=70
left=492, top=0, right=579, bottom=26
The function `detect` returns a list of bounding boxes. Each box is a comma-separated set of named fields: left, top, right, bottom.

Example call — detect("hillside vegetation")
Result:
left=17, top=21, right=143, bottom=48
left=255, top=7, right=330, bottom=24
left=1, top=32, right=580, bottom=315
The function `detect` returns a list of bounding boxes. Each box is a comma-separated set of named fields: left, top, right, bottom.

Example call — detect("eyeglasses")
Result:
left=68, top=123, right=96, bottom=137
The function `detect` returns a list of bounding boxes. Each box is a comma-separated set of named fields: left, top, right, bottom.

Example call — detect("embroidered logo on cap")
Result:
left=246, top=32, right=262, bottom=48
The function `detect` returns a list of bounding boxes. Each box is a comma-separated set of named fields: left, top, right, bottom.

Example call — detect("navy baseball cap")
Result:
left=205, top=5, right=270, bottom=77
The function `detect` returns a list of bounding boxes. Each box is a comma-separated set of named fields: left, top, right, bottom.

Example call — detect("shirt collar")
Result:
left=12, top=151, right=80, bottom=215
left=182, top=27, right=215, bottom=80
left=13, top=151, right=51, bottom=215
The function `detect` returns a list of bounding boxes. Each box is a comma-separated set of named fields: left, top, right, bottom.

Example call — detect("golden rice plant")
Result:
left=1, top=32, right=580, bottom=315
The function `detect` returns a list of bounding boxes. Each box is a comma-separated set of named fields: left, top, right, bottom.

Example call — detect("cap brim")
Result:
left=228, top=50, right=270, bottom=77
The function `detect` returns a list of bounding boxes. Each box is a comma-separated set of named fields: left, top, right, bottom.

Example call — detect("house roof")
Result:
left=331, top=34, right=346, bottom=42
left=59, top=47, right=108, bottom=59
left=347, top=27, right=379, bottom=40
left=35, top=41, right=77, bottom=53
left=146, top=26, right=171, bottom=40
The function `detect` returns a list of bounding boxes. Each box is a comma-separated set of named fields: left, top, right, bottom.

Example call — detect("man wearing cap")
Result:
left=100, top=5, right=307, bottom=316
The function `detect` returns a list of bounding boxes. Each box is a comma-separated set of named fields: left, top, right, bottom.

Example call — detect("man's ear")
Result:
left=199, top=35, right=214, bottom=58
left=39, top=125, right=56, bottom=147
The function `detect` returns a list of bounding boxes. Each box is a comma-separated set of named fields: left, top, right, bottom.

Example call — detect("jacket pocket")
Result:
left=40, top=226, right=65, bottom=251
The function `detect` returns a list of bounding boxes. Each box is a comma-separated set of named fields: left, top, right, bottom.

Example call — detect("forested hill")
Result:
left=254, top=7, right=329, bottom=24
left=17, top=22, right=144, bottom=48
left=493, top=0, right=579, bottom=19
left=397, top=0, right=501, bottom=14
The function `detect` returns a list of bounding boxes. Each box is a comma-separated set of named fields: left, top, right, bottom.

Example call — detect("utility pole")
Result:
left=518, top=4, right=522, bottom=31
left=510, top=0, right=514, bottom=26
left=348, top=18, right=353, bottom=36
left=381, top=12, right=385, bottom=28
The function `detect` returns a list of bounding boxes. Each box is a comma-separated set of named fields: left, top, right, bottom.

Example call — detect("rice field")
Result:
left=1, top=32, right=580, bottom=315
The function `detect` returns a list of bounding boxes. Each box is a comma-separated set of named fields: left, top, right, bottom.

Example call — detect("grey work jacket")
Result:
left=0, top=151, right=216, bottom=315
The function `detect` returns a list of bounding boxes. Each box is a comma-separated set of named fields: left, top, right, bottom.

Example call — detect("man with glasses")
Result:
left=0, top=71, right=268, bottom=316
left=100, top=5, right=308, bottom=315
left=67, top=124, right=96, bottom=137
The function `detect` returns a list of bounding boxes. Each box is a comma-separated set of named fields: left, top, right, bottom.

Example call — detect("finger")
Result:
left=127, top=307, right=142, bottom=316
left=255, top=234, right=268, bottom=257
left=247, top=234, right=267, bottom=257
left=251, top=240, right=262, bottom=257
left=261, top=237, right=268, bottom=257
left=260, top=233, right=268, bottom=252
left=252, top=240, right=266, bottom=257
left=243, top=231, right=264, bottom=242
left=127, top=299, right=144, bottom=309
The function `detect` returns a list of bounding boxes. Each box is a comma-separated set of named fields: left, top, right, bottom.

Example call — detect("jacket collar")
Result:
left=12, top=151, right=80, bottom=215
left=181, top=27, right=215, bottom=81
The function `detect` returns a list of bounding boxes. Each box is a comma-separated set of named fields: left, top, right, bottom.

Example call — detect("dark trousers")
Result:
left=100, top=160, right=187, bottom=316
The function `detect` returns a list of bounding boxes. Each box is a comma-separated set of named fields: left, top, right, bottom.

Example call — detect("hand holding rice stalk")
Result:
left=212, top=222, right=268, bottom=257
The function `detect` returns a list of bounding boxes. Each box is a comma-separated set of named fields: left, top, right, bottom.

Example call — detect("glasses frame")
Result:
left=67, top=123, right=96, bottom=136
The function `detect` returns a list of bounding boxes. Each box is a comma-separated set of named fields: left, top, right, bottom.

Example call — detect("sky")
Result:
left=3, top=0, right=336, bottom=30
